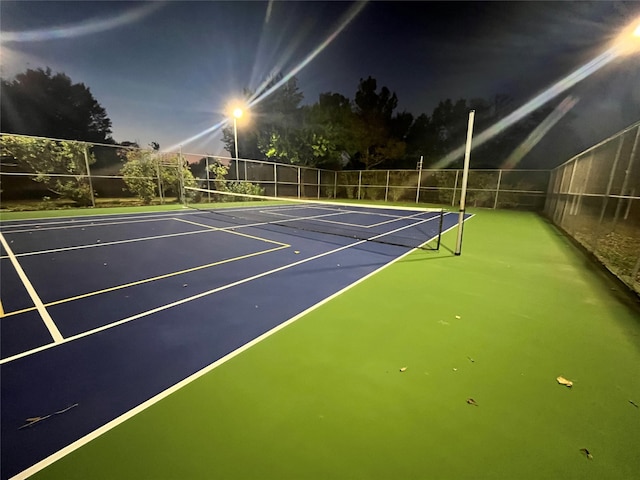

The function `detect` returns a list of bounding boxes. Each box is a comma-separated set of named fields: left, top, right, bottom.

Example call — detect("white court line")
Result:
left=265, top=208, right=439, bottom=228
left=0, top=208, right=215, bottom=228
left=0, top=214, right=293, bottom=260
left=1, top=216, right=176, bottom=234
left=0, top=214, right=439, bottom=366
left=8, top=217, right=468, bottom=480
left=0, top=228, right=221, bottom=259
left=0, top=232, right=63, bottom=343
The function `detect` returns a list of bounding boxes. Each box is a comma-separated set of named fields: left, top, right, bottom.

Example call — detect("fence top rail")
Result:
left=551, top=118, right=640, bottom=172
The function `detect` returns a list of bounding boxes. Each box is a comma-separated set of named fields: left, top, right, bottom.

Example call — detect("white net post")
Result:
left=455, top=110, right=475, bottom=256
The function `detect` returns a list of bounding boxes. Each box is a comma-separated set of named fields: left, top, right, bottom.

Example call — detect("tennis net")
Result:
left=184, top=186, right=447, bottom=250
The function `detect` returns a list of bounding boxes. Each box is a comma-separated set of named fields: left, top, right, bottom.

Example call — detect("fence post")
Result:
left=493, top=169, right=503, bottom=209
left=415, top=156, right=423, bottom=204
left=205, top=156, right=211, bottom=202
left=83, top=145, right=96, bottom=208
left=613, top=125, right=640, bottom=225
left=357, top=171, right=362, bottom=200
left=452, top=170, right=459, bottom=206
left=274, top=163, right=278, bottom=197
left=297, top=167, right=301, bottom=198
left=573, top=154, right=592, bottom=215
left=596, top=136, right=625, bottom=235
left=179, top=146, right=186, bottom=205
left=385, top=170, right=390, bottom=202
left=334, top=171, right=337, bottom=199
left=560, top=160, right=578, bottom=226
left=317, top=169, right=321, bottom=199
left=155, top=158, right=164, bottom=204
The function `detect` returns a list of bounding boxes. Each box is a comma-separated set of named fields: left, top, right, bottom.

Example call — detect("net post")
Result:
left=455, top=110, right=475, bottom=256
left=436, top=208, right=444, bottom=250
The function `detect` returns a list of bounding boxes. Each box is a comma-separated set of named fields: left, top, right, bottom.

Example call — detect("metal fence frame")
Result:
left=544, top=120, right=640, bottom=294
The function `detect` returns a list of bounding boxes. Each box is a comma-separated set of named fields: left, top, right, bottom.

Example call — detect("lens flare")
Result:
left=0, top=3, right=164, bottom=43
left=170, top=1, right=367, bottom=151
left=247, top=1, right=367, bottom=108
left=501, top=95, right=579, bottom=169
left=434, top=16, right=640, bottom=168
left=432, top=47, right=618, bottom=168
left=163, top=120, right=227, bottom=153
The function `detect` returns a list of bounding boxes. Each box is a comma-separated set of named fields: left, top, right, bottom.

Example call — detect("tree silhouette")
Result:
left=1, top=67, right=113, bottom=143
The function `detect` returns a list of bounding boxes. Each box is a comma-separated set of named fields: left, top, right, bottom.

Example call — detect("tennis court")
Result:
left=1, top=199, right=459, bottom=479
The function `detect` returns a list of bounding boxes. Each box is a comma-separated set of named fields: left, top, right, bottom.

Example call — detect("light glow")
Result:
left=433, top=16, right=640, bottom=169
left=167, top=1, right=367, bottom=151
left=611, top=17, right=640, bottom=55
left=501, top=96, right=579, bottom=169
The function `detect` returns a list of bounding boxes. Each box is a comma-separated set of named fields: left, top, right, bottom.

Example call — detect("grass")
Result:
left=17, top=209, right=640, bottom=479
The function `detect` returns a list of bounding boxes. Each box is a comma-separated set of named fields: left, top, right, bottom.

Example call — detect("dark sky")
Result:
left=1, top=1, right=639, bottom=165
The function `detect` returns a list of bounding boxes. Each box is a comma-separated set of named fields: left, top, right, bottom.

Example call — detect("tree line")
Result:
left=2, top=67, right=576, bottom=170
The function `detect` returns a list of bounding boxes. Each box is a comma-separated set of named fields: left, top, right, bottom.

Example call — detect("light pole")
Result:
left=232, top=107, right=243, bottom=180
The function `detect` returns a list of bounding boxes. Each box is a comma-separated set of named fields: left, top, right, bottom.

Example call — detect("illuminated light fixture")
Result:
left=611, top=16, right=640, bottom=56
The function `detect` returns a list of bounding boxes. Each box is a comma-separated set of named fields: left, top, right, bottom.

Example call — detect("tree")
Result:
left=221, top=74, right=306, bottom=162
left=0, top=134, right=95, bottom=206
left=1, top=68, right=113, bottom=143
left=350, top=77, right=408, bottom=169
left=121, top=149, right=196, bottom=204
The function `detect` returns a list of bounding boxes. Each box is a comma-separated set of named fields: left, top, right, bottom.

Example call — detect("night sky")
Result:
left=1, top=1, right=639, bottom=165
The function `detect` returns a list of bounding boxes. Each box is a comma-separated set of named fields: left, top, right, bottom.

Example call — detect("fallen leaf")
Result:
left=557, top=376, right=573, bottom=387
left=579, top=448, right=593, bottom=459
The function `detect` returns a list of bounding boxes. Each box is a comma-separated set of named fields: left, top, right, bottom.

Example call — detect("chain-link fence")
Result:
left=544, top=120, right=640, bottom=294
left=1, top=132, right=550, bottom=212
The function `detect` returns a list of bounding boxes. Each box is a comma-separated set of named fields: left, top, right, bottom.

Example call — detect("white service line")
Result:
left=1, top=216, right=175, bottom=234
left=1, top=227, right=221, bottom=259
left=0, top=232, right=63, bottom=343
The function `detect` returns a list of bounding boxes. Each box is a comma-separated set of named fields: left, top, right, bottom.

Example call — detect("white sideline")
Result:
left=0, top=232, right=63, bottom=343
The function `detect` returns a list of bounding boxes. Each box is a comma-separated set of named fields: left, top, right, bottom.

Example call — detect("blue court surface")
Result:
left=0, top=204, right=462, bottom=479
